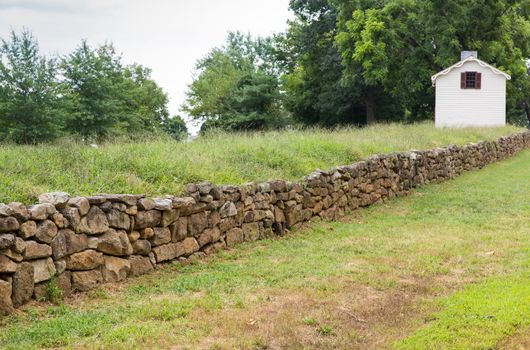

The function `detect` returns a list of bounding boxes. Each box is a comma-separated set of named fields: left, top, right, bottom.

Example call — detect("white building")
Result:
left=431, top=51, right=511, bottom=128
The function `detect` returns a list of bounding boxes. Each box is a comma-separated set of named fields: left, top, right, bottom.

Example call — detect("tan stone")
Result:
left=96, top=229, right=133, bottom=256
left=0, top=217, right=19, bottom=233
left=71, top=270, right=102, bottom=292
left=107, top=209, right=131, bottom=230
left=0, top=279, right=14, bottom=315
left=24, top=241, right=52, bottom=260
left=34, top=220, right=58, bottom=244
left=31, top=258, right=56, bottom=283
left=65, top=250, right=103, bottom=271
left=134, top=210, right=161, bottom=229
left=0, top=255, right=17, bottom=273
left=226, top=228, right=244, bottom=247
left=161, top=209, right=178, bottom=227
left=78, top=206, right=109, bottom=235
left=19, top=220, right=37, bottom=239
left=12, top=262, right=34, bottom=307
left=149, top=227, right=171, bottom=246
left=68, top=197, right=90, bottom=216
left=129, top=255, right=153, bottom=276
left=102, top=256, right=130, bottom=282
left=51, top=229, right=88, bottom=260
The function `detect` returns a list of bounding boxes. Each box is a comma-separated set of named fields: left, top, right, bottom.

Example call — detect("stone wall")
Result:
left=0, top=131, right=529, bottom=314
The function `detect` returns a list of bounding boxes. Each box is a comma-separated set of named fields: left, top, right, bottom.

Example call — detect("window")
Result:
left=460, top=71, right=482, bottom=89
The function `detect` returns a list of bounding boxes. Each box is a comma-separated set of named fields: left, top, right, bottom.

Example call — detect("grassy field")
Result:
left=0, top=122, right=522, bottom=203
left=0, top=149, right=528, bottom=349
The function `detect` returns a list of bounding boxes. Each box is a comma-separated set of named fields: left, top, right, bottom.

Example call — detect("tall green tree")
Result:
left=0, top=30, right=66, bottom=143
left=183, top=32, right=287, bottom=132
left=334, top=0, right=530, bottom=122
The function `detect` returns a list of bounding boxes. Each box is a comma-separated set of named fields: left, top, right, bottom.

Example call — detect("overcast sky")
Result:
left=0, top=0, right=292, bottom=128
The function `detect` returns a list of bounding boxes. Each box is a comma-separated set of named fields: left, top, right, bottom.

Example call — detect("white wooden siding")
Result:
left=435, top=61, right=506, bottom=128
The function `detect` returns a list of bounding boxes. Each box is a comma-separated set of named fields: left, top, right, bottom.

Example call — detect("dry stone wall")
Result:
left=0, top=131, right=529, bottom=314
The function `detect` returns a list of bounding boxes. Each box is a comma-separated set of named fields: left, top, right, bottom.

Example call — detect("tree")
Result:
left=0, top=30, right=66, bottom=143
left=280, top=0, right=402, bottom=126
left=183, top=32, right=287, bottom=131
left=334, top=0, right=530, bottom=122
left=161, top=115, right=188, bottom=140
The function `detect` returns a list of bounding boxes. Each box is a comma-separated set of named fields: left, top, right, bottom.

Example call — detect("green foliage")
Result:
left=44, top=276, right=63, bottom=304
left=161, top=115, right=188, bottom=140
left=0, top=123, right=520, bottom=203
left=0, top=30, right=66, bottom=143
left=183, top=32, right=288, bottom=132
left=0, top=30, right=174, bottom=144
left=334, top=0, right=530, bottom=122
left=62, top=41, right=171, bottom=139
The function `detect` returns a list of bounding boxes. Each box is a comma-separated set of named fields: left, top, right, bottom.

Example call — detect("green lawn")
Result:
left=0, top=122, right=522, bottom=203
left=0, top=151, right=528, bottom=349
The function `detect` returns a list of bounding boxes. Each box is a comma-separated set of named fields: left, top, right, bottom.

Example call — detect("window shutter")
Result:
left=461, top=72, right=466, bottom=89
left=476, top=72, right=482, bottom=89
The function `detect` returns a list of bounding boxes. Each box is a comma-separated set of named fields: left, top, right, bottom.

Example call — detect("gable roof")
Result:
left=431, top=56, right=511, bottom=86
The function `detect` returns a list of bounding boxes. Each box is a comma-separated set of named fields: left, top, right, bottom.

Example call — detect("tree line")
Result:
left=0, top=30, right=187, bottom=144
left=1, top=0, right=529, bottom=144
left=185, top=0, right=530, bottom=132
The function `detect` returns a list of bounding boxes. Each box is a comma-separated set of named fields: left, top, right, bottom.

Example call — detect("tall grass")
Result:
left=0, top=122, right=522, bottom=203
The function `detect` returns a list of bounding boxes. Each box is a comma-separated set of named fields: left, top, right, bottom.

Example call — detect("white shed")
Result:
left=431, top=51, right=511, bottom=128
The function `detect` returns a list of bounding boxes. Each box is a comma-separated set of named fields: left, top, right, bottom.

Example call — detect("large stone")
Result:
left=177, top=237, right=200, bottom=257
left=197, top=227, right=221, bottom=247
left=8, top=203, right=30, bottom=222
left=226, top=228, right=244, bottom=247
left=242, top=223, right=260, bottom=241
left=188, top=212, right=208, bottom=236
left=19, top=220, right=37, bottom=239
left=65, top=250, right=103, bottom=271
left=62, top=207, right=81, bottom=231
left=78, top=207, right=109, bottom=235
left=129, top=255, right=153, bottom=276
left=106, top=209, right=131, bottom=230
left=1, top=248, right=23, bottom=263
left=0, top=204, right=14, bottom=217
left=102, top=256, right=130, bottom=282
left=96, top=229, right=133, bottom=256
left=51, top=229, right=88, bottom=260
left=29, top=203, right=56, bottom=220
left=0, top=234, right=15, bottom=249
left=220, top=202, right=237, bottom=218
left=137, top=198, right=155, bottom=211
left=13, top=237, right=25, bottom=254
left=0, top=255, right=17, bottom=273
left=68, top=197, right=90, bottom=216
left=0, top=279, right=14, bottom=315
left=171, top=217, right=187, bottom=242
left=51, top=212, right=68, bottom=229
left=34, top=220, right=58, bottom=244
left=132, top=239, right=151, bottom=255
left=24, top=241, right=52, bottom=260
left=152, top=243, right=177, bottom=263
left=0, top=217, right=19, bottom=233
left=149, top=227, right=171, bottom=246
left=71, top=270, right=102, bottom=292
left=11, top=262, right=34, bottom=307
left=38, top=192, right=70, bottom=209
left=153, top=198, right=173, bottom=211
left=134, top=210, right=161, bottom=229
left=161, top=209, right=178, bottom=227
left=31, top=258, right=56, bottom=283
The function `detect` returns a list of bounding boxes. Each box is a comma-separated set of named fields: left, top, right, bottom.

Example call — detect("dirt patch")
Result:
left=498, top=328, right=530, bottom=350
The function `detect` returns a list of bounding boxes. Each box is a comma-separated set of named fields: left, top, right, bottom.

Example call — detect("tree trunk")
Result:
left=365, top=89, right=376, bottom=125
left=523, top=101, right=530, bottom=125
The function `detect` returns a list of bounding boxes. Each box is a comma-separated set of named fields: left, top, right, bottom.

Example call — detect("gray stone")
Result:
left=54, top=259, right=66, bottom=274
left=177, top=237, right=200, bottom=257
left=0, top=234, right=15, bottom=250
left=0, top=204, right=14, bottom=217
left=61, top=207, right=81, bottom=231
left=51, top=229, right=88, bottom=260
left=38, top=192, right=70, bottom=209
left=134, top=210, right=161, bottom=229
left=13, top=237, right=25, bottom=254
left=220, top=202, right=237, bottom=218
left=226, top=228, right=244, bottom=247
left=0, top=279, right=14, bottom=315
left=11, top=262, right=34, bottom=307
left=34, top=220, right=58, bottom=244
left=31, top=258, right=56, bottom=283
left=197, top=227, right=221, bottom=247
left=96, top=229, right=133, bottom=256
left=1, top=248, right=23, bottom=262
left=188, top=212, right=208, bottom=236
left=29, top=203, right=56, bottom=220
left=78, top=206, right=109, bottom=235
left=65, top=250, right=104, bottom=271
left=68, top=197, right=90, bottom=216
left=24, top=241, right=52, bottom=260
left=107, top=209, right=131, bottom=230
left=51, top=213, right=68, bottom=229
left=0, top=217, right=19, bottom=233
left=102, top=256, right=130, bottom=282
left=71, top=270, right=102, bottom=292
left=153, top=198, right=172, bottom=211
left=8, top=203, right=30, bottom=222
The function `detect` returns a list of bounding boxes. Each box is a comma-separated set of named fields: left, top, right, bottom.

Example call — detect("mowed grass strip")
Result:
left=0, top=151, right=529, bottom=349
left=0, top=122, right=522, bottom=203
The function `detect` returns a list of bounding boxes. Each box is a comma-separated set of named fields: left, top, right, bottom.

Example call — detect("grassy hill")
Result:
left=0, top=122, right=522, bottom=203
